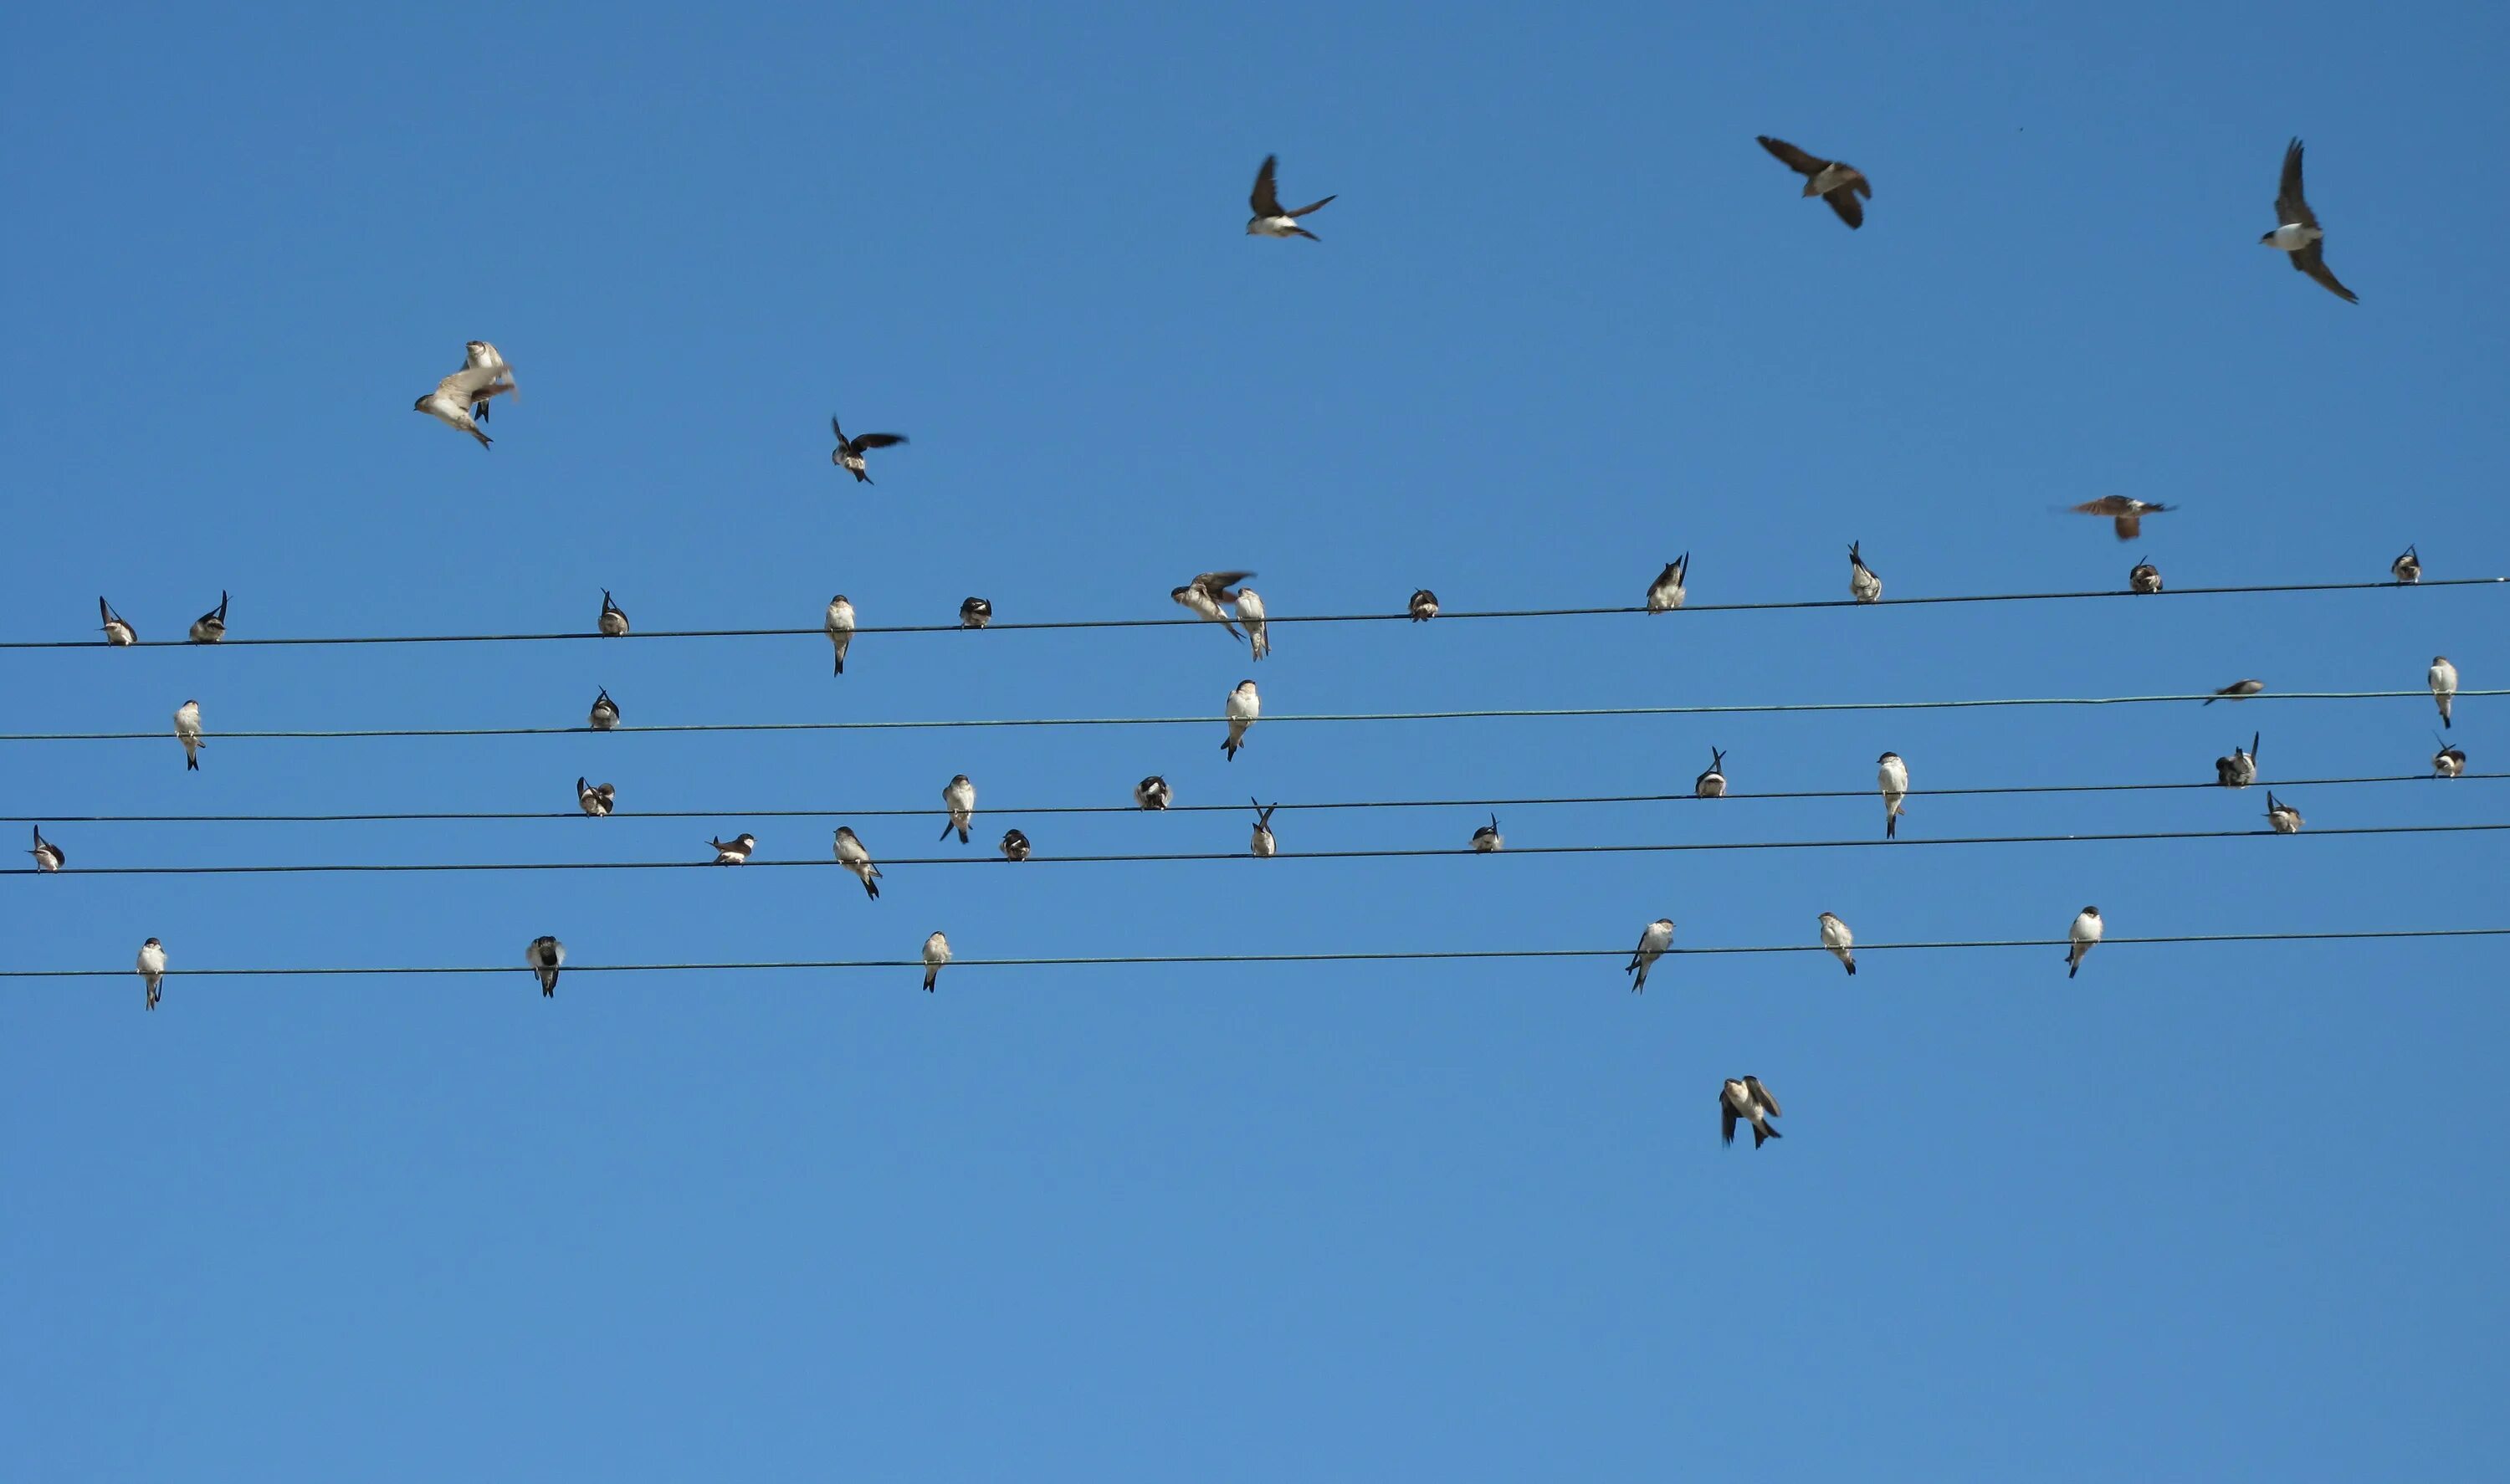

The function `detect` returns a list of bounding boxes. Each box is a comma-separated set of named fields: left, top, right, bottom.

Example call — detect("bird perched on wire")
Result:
left=2265, top=792, right=2304, bottom=833
left=833, top=827, right=881, bottom=900
left=1235, top=586, right=1270, bottom=661
left=2129, top=559, right=2163, bottom=595
left=958, top=596, right=992, bottom=630
left=2430, top=656, right=2458, bottom=729
left=1756, top=135, right=1870, bottom=228
left=527, top=935, right=564, bottom=996
left=2432, top=738, right=2466, bottom=779
left=1471, top=814, right=1503, bottom=852
left=1720, top=1077, right=1784, bottom=1147
left=188, top=591, right=228, bottom=643
left=1245, top=154, right=1335, bottom=240
left=1695, top=747, right=1728, bottom=799
left=576, top=778, right=617, bottom=817
left=2066, top=908, right=2103, bottom=979
left=1171, top=571, right=1253, bottom=640
left=825, top=596, right=856, bottom=676
left=828, top=415, right=907, bottom=483
left=174, top=699, right=204, bottom=771
left=1848, top=543, right=1882, bottom=604
left=29, top=826, right=65, bottom=873
left=1222, top=680, right=1260, bottom=760
left=921, top=931, right=951, bottom=992
left=2069, top=496, right=2173, bottom=541
left=413, top=349, right=510, bottom=449
left=709, top=832, right=756, bottom=865
left=1000, top=828, right=1032, bottom=862
left=1626, top=918, right=1674, bottom=993
left=2262, top=138, right=2358, bottom=304
left=940, top=774, right=977, bottom=844
left=1877, top=751, right=1909, bottom=839
left=599, top=591, right=630, bottom=637
left=2215, top=733, right=2259, bottom=789
left=1646, top=555, right=1688, bottom=612
left=1135, top=776, right=1172, bottom=811
left=1249, top=800, right=1278, bottom=858
left=1408, top=589, right=1440, bottom=622
left=589, top=688, right=621, bottom=730
left=100, top=597, right=136, bottom=646
left=2205, top=678, right=2265, bottom=706
left=2391, top=545, right=2421, bottom=585
left=137, top=937, right=167, bottom=1011
left=1818, top=913, right=1856, bottom=976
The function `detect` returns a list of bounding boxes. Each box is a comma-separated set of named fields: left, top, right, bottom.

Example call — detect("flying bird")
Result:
left=576, top=778, right=617, bottom=817
left=2216, top=733, right=2259, bottom=789
left=461, top=340, right=519, bottom=420
left=2430, top=656, right=2458, bottom=729
left=589, top=688, right=621, bottom=730
left=921, top=931, right=951, bottom=992
left=1171, top=571, right=1253, bottom=640
left=1246, top=154, right=1335, bottom=239
left=2265, top=791, right=2304, bottom=833
left=1001, top=828, right=1032, bottom=862
left=527, top=935, right=564, bottom=996
left=99, top=597, right=136, bottom=647
left=174, top=699, right=203, bottom=771
left=1250, top=799, right=1278, bottom=857
left=137, top=937, right=166, bottom=1011
left=1757, top=135, right=1870, bottom=228
left=941, top=774, right=977, bottom=843
left=1236, top=586, right=1270, bottom=661
left=709, top=832, right=757, bottom=865
left=2067, top=908, right=2103, bottom=980
left=1626, top=918, right=1675, bottom=993
left=1135, top=776, right=1173, bottom=811
left=413, top=355, right=506, bottom=449
left=1877, top=751, right=1909, bottom=839
left=1408, top=589, right=1440, bottom=622
left=2433, top=737, right=2467, bottom=779
left=825, top=596, right=856, bottom=676
left=1818, top=912, right=1856, bottom=976
left=833, top=826, right=882, bottom=900
left=829, top=415, right=907, bottom=483
left=1848, top=543, right=1882, bottom=604
left=2391, top=545, right=2421, bottom=585
left=29, top=826, right=64, bottom=873
left=2069, top=497, right=2173, bottom=541
left=1646, top=555, right=1688, bottom=613
left=599, top=591, right=630, bottom=637
left=1471, top=814, right=1503, bottom=852
left=2205, top=678, right=2265, bottom=705
left=2264, top=138, right=2358, bottom=303
left=1695, top=747, right=1728, bottom=798
left=959, top=596, right=992, bottom=630
left=2129, top=559, right=2164, bottom=595
left=1720, top=1077, right=1784, bottom=1148
left=188, top=591, right=228, bottom=644
left=1222, top=679, right=1260, bottom=760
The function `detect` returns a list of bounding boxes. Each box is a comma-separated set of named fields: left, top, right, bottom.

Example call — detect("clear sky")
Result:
left=4, top=2, right=2507, bottom=1478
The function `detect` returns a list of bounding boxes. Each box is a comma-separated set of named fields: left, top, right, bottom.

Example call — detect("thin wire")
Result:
left=8, top=772, right=2497, bottom=824
left=5, top=928, right=2503, bottom=978
left=10, top=576, right=2503, bottom=648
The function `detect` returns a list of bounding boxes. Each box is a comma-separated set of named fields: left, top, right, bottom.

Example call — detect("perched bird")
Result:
left=1246, top=154, right=1334, bottom=239
left=1135, top=775, right=1173, bottom=811
left=576, top=777, right=617, bottom=817
left=1471, top=814, right=1503, bottom=852
left=1877, top=751, right=1909, bottom=840
left=2430, top=656, right=2458, bottom=729
left=709, top=832, right=757, bottom=865
left=2391, top=545, right=2421, bottom=585
left=29, top=826, right=65, bottom=872
left=2205, top=678, right=2266, bottom=705
left=1695, top=747, right=1728, bottom=799
left=137, top=937, right=166, bottom=1011
left=1408, top=589, right=1440, bottom=622
left=589, top=688, right=621, bottom=730
left=2129, top=559, right=2164, bottom=595
left=2433, top=737, right=2467, bottom=779
left=1818, top=912, right=1856, bottom=976
left=188, top=591, right=228, bottom=644
left=2069, top=496, right=2173, bottom=541
left=1000, top=828, right=1032, bottom=862
left=1250, top=799, right=1278, bottom=858
left=1171, top=571, right=1253, bottom=640
left=1848, top=542, right=1882, bottom=604
left=2067, top=907, right=2103, bottom=980
left=825, top=596, right=856, bottom=676
left=1756, top=134, right=1870, bottom=228
left=2215, top=732, right=2259, bottom=789
left=833, top=826, right=882, bottom=900
left=99, top=597, right=136, bottom=647
left=413, top=356, right=506, bottom=449
left=959, top=596, right=992, bottom=630
left=1236, top=586, right=1270, bottom=662
left=1719, top=1077, right=1784, bottom=1148
left=1646, top=555, right=1689, bottom=612
left=462, top=340, right=519, bottom=421
left=174, top=699, right=203, bottom=771
left=1626, top=917, right=1675, bottom=993
left=599, top=590, right=630, bottom=637
left=2263, top=138, right=2358, bottom=304
left=2265, top=791, right=2304, bottom=834
left=1222, top=679, right=1260, bottom=760
left=921, top=930, right=951, bottom=992
left=527, top=934, right=564, bottom=996
left=828, top=415, right=907, bottom=483
left=940, top=774, right=977, bottom=843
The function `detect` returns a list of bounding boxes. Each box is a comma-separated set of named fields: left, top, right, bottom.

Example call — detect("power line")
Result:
left=8, top=576, right=2502, bottom=650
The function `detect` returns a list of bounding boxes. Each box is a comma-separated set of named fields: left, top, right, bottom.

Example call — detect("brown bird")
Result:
left=829, top=414, right=907, bottom=483
left=2069, top=496, right=2173, bottom=541
left=2263, top=138, right=2358, bottom=304
left=1757, top=136, right=1871, bottom=229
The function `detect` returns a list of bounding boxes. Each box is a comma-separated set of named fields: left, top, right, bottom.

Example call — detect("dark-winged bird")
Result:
left=2263, top=138, right=2358, bottom=303
left=1246, top=155, right=1334, bottom=240
left=1757, top=136, right=1870, bottom=228
left=829, top=415, right=907, bottom=483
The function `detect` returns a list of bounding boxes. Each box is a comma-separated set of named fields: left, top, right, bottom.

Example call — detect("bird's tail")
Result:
left=938, top=821, right=954, bottom=842
left=1844, top=956, right=1857, bottom=976
left=923, top=968, right=937, bottom=992
left=2068, top=953, right=2081, bottom=980
left=471, top=426, right=492, bottom=450
left=1885, top=812, right=1896, bottom=840
left=957, top=825, right=971, bottom=844
left=1753, top=1123, right=1780, bottom=1147
left=1222, top=737, right=1239, bottom=760
left=863, top=874, right=880, bottom=901
left=186, top=750, right=199, bottom=772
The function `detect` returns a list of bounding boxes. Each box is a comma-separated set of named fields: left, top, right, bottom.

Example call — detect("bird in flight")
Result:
left=1246, top=155, right=1335, bottom=240
left=462, top=340, right=519, bottom=421
left=1756, top=136, right=1871, bottom=229
left=829, top=415, right=907, bottom=483
left=2263, top=138, right=2358, bottom=304
left=1171, top=571, right=1255, bottom=640
left=2068, top=497, right=2173, bottom=541
left=1720, top=1077, right=1784, bottom=1147
left=414, top=350, right=509, bottom=449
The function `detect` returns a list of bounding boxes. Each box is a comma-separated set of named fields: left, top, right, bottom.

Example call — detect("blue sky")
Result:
left=4, top=2, right=2506, bottom=1478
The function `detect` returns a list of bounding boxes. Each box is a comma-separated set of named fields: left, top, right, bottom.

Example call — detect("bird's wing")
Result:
left=2070, top=497, right=2130, bottom=516
left=1286, top=194, right=1335, bottom=218
left=1747, top=1077, right=1781, bottom=1117
left=2277, top=138, right=2318, bottom=229
left=438, top=366, right=504, bottom=398
left=1251, top=155, right=1284, bottom=216
left=1719, top=1099, right=1739, bottom=1146
left=2291, top=242, right=2359, bottom=303
left=830, top=414, right=848, bottom=445
left=1756, top=136, right=1823, bottom=177
left=1823, top=187, right=1865, bottom=229
left=1196, top=571, right=1256, bottom=595
left=850, top=432, right=907, bottom=449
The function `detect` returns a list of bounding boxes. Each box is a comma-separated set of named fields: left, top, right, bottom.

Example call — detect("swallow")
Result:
left=1236, top=586, right=1270, bottom=661
left=829, top=415, right=906, bottom=483
left=589, top=688, right=621, bottom=730
left=1757, top=135, right=1870, bottom=228
left=413, top=356, right=505, bottom=448
left=1694, top=747, right=1727, bottom=798
left=2205, top=679, right=2266, bottom=705
left=29, top=826, right=64, bottom=872
left=922, top=930, right=950, bottom=992
left=833, top=826, right=882, bottom=900
left=527, top=934, right=564, bottom=995
left=2391, top=545, right=2421, bottom=585
left=1250, top=799, right=1278, bottom=857
left=1626, top=917, right=1674, bottom=993
left=2263, top=138, right=2358, bottom=303
left=137, top=937, right=166, bottom=1011
left=174, top=699, right=203, bottom=771
left=941, top=774, right=976, bottom=843
left=709, top=832, right=757, bottom=865
left=2129, top=559, right=2164, bottom=595
left=825, top=596, right=856, bottom=676
left=2430, top=656, right=2458, bottom=729
left=2265, top=791, right=2304, bottom=833
left=1818, top=912, right=1856, bottom=975
left=99, top=597, right=136, bottom=647
left=959, top=596, right=992, bottom=630
left=1720, top=1076, right=1784, bottom=1148
left=1877, top=751, right=1908, bottom=839
left=599, top=590, right=630, bottom=637
left=1171, top=571, right=1253, bottom=640
left=188, top=591, right=228, bottom=643
left=2216, top=732, right=2259, bottom=789
left=1246, top=154, right=1334, bottom=239
left=462, top=340, right=519, bottom=420
left=1848, top=543, right=1882, bottom=604
left=1646, top=555, right=1688, bottom=612
left=1001, top=828, right=1032, bottom=862
left=2067, top=906, right=2102, bottom=980
left=576, top=777, right=617, bottom=817
left=1471, top=813, right=1503, bottom=852
left=2433, top=736, right=2466, bottom=779
left=1408, top=588, right=1439, bottom=622
left=1135, top=776, right=1173, bottom=811
left=2069, top=497, right=2173, bottom=541
left=1222, top=679, right=1260, bottom=760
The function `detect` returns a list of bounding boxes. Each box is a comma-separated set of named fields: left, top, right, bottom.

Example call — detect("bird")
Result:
left=2433, top=737, right=2467, bottom=779
left=1001, top=828, right=1032, bottom=862
left=1471, top=814, right=1503, bottom=852
left=1720, top=1077, right=1784, bottom=1148
left=833, top=826, right=882, bottom=900
left=1877, top=751, right=1909, bottom=839
left=2069, top=497, right=2173, bottom=541
left=1222, top=680, right=1260, bottom=760
left=1646, top=555, right=1688, bottom=612
left=825, top=596, right=856, bottom=676
left=136, top=937, right=166, bottom=1011
left=921, top=930, right=950, bottom=992
left=940, top=774, right=977, bottom=843
left=461, top=340, right=519, bottom=421
left=599, top=591, right=630, bottom=637
left=1246, top=154, right=1334, bottom=239
left=2067, top=907, right=2103, bottom=979
left=2265, top=792, right=2304, bottom=833
left=1408, top=589, right=1440, bottom=622
left=576, top=778, right=617, bottom=817
left=959, top=596, right=992, bottom=630
left=413, top=355, right=506, bottom=448
left=2129, top=559, right=2164, bottom=595
left=1135, top=776, right=1173, bottom=811
left=174, top=699, right=203, bottom=771
left=589, top=688, right=621, bottom=730
left=2430, top=656, right=2458, bottom=729
left=1818, top=912, right=1856, bottom=975
left=527, top=935, right=564, bottom=996
left=1695, top=747, right=1728, bottom=799
left=29, top=826, right=64, bottom=872
left=1250, top=799, right=1278, bottom=857
left=2216, top=732, right=2260, bottom=789
left=1848, top=543, right=1882, bottom=603
left=2205, top=678, right=2266, bottom=705
left=1626, top=918, right=1675, bottom=993
left=188, top=591, right=228, bottom=644
left=1757, top=135, right=1870, bottom=228
left=1236, top=586, right=1270, bottom=661
left=2264, top=138, right=2358, bottom=304
left=709, top=832, right=757, bottom=865
left=2391, top=545, right=2421, bottom=585
left=828, top=415, right=907, bottom=483
left=99, top=597, right=136, bottom=646
left=1171, top=571, right=1253, bottom=640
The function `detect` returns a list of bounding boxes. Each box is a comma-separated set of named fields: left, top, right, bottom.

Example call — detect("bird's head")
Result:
left=1243, top=219, right=1263, bottom=236
left=411, top=396, right=432, bottom=412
